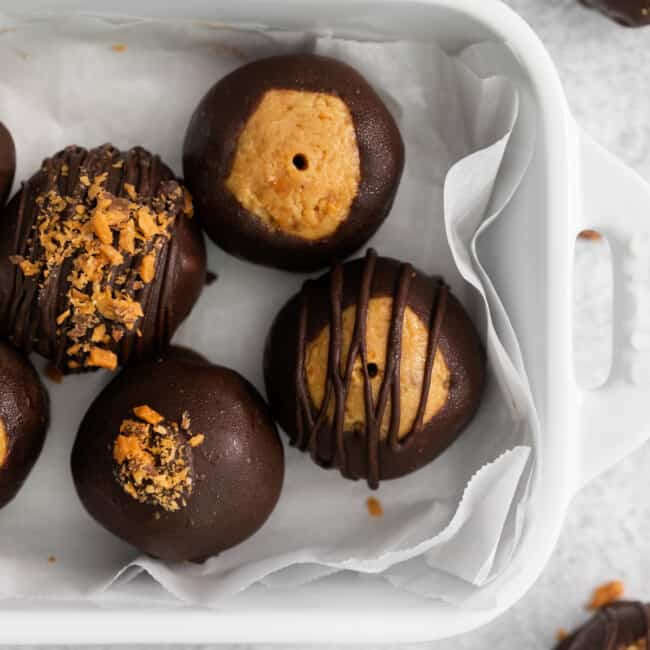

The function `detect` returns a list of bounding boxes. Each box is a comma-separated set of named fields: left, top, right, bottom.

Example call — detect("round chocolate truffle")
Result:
left=71, top=347, right=284, bottom=562
left=0, top=341, right=49, bottom=509
left=0, top=121, right=15, bottom=207
left=0, top=144, right=206, bottom=374
left=580, top=0, right=650, bottom=25
left=183, top=54, right=404, bottom=271
left=556, top=601, right=650, bottom=649
left=264, top=249, right=486, bottom=489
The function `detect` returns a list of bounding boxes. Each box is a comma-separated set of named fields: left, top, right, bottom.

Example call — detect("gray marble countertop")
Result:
left=4, top=1, right=650, bottom=648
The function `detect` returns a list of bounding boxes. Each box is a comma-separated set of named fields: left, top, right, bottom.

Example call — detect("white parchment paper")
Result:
left=0, top=16, right=538, bottom=607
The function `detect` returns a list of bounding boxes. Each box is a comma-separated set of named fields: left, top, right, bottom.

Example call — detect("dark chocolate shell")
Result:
left=71, top=346, right=284, bottom=562
left=183, top=54, right=404, bottom=271
left=0, top=121, right=15, bottom=207
left=0, top=144, right=206, bottom=374
left=0, top=341, right=49, bottom=509
left=264, top=249, right=486, bottom=488
left=556, top=601, right=650, bottom=649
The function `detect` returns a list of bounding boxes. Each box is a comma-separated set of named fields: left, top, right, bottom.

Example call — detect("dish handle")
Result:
left=575, top=129, right=650, bottom=490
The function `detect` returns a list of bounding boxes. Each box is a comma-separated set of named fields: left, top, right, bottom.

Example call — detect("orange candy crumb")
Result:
left=133, top=405, right=164, bottom=425
left=587, top=580, right=624, bottom=610
left=366, top=497, right=384, bottom=518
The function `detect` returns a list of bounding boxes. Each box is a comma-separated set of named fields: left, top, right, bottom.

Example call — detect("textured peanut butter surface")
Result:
left=306, top=297, right=450, bottom=439
left=226, top=89, right=360, bottom=240
left=0, top=418, right=7, bottom=468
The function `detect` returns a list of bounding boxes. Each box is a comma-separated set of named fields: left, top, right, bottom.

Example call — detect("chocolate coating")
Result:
left=71, top=347, right=284, bottom=562
left=580, top=0, right=650, bottom=25
left=183, top=54, right=405, bottom=271
left=0, top=341, right=50, bottom=509
left=556, top=601, right=650, bottom=649
left=264, top=250, right=486, bottom=488
left=0, top=144, right=206, bottom=374
left=0, top=122, right=15, bottom=207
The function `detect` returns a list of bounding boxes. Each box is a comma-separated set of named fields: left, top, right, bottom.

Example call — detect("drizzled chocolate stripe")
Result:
left=294, top=248, right=449, bottom=489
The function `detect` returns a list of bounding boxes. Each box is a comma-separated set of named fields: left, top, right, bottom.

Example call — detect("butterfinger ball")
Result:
left=71, top=347, right=284, bottom=562
left=183, top=54, right=404, bottom=271
left=264, top=249, right=486, bottom=488
left=0, top=341, right=49, bottom=509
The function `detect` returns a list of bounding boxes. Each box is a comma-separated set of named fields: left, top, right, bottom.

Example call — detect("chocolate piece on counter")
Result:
left=580, top=0, right=650, bottom=26
left=555, top=601, right=650, bottom=649
left=0, top=122, right=15, bottom=207
left=0, top=341, right=50, bottom=509
left=0, top=144, right=206, bottom=374
left=71, top=346, right=284, bottom=562
left=183, top=54, right=404, bottom=271
left=264, top=249, right=486, bottom=489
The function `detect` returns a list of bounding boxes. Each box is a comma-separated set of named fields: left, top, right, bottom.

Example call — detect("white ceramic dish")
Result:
left=3, top=0, right=650, bottom=644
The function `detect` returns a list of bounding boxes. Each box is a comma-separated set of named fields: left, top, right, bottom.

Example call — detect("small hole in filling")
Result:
left=367, top=363, right=379, bottom=378
left=292, top=153, right=308, bottom=171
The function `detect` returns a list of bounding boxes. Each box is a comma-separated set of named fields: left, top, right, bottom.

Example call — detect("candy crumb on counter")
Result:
left=578, top=229, right=603, bottom=241
left=587, top=580, right=625, bottom=610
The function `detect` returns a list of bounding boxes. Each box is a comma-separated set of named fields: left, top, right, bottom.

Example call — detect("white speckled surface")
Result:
left=4, top=1, right=650, bottom=647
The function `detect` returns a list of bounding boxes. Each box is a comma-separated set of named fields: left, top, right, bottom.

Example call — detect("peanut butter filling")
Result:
left=624, top=641, right=647, bottom=650
left=306, top=297, right=450, bottom=439
left=0, top=418, right=8, bottom=468
left=113, top=405, right=204, bottom=512
left=225, top=89, right=360, bottom=240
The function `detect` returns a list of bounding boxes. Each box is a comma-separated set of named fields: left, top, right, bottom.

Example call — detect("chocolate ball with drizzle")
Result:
left=71, top=347, right=284, bottom=562
left=183, top=54, right=404, bottom=271
left=0, top=122, right=15, bottom=207
left=264, top=249, right=486, bottom=489
left=579, top=0, right=650, bottom=25
left=0, top=341, right=49, bottom=509
left=0, top=144, right=206, bottom=374
left=555, top=601, right=650, bottom=649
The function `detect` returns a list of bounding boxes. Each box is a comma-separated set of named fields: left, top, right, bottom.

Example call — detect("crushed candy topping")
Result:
left=10, top=145, right=190, bottom=371
left=113, top=406, right=203, bottom=512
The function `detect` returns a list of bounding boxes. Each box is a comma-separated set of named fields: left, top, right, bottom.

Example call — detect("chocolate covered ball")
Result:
left=0, top=122, right=15, bottom=207
left=71, top=347, right=284, bottom=562
left=0, top=341, right=49, bottom=509
left=264, top=249, right=486, bottom=489
left=183, top=54, right=404, bottom=271
left=556, top=601, right=650, bottom=649
left=580, top=0, right=650, bottom=25
left=0, top=144, right=206, bottom=374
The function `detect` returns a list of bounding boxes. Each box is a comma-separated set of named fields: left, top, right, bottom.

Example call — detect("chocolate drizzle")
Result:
left=0, top=144, right=206, bottom=373
left=294, top=249, right=449, bottom=489
left=557, top=601, right=650, bottom=649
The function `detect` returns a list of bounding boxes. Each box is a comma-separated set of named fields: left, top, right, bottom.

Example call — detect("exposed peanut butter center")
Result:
left=0, top=418, right=7, bottom=468
left=112, top=405, right=204, bottom=512
left=623, top=641, right=647, bottom=650
left=225, top=89, right=361, bottom=240
left=306, top=297, right=450, bottom=439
